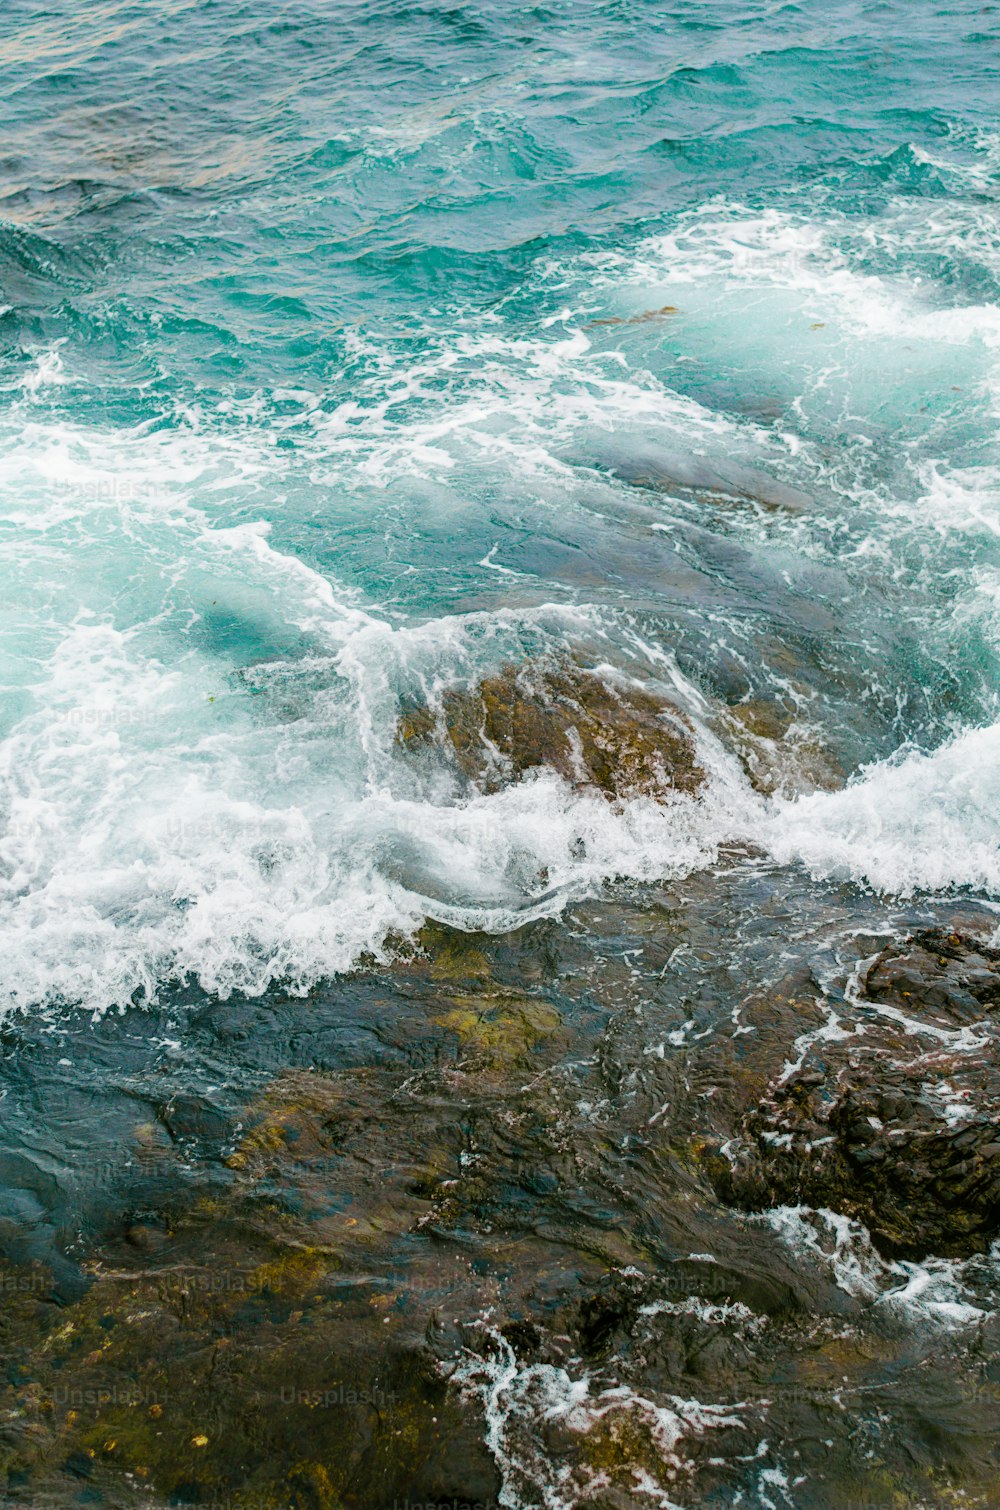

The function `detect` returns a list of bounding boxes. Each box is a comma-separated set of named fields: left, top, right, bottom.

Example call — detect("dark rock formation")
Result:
left=707, top=929, right=1000, bottom=1259
left=4, top=906, right=1000, bottom=1508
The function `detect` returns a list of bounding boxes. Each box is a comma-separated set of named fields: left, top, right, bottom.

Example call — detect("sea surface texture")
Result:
left=1, top=2, right=1000, bottom=1507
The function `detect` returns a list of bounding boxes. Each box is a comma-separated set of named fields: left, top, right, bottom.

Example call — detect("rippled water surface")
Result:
left=1, top=2, right=1000, bottom=1507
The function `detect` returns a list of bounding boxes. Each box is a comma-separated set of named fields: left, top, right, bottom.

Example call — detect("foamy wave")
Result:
left=765, top=722, right=1000, bottom=897
left=760, top=1206, right=997, bottom=1326
left=0, top=436, right=758, bottom=1015
left=598, top=200, right=1000, bottom=345
left=3, top=166, right=1000, bottom=1020
left=0, top=640, right=752, bottom=1014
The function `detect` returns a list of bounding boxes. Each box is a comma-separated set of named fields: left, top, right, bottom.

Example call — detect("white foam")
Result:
left=17, top=341, right=68, bottom=395
left=0, top=422, right=765, bottom=1016
left=764, top=722, right=1000, bottom=897
left=760, top=1206, right=993, bottom=1326
left=597, top=199, right=1000, bottom=349
left=910, top=462, right=1000, bottom=540
left=3, top=170, right=1000, bottom=1017
left=5, top=433, right=999, bottom=1015
left=639, top=1296, right=766, bottom=1333
left=0, top=637, right=755, bottom=1014
left=572, top=194, right=1000, bottom=577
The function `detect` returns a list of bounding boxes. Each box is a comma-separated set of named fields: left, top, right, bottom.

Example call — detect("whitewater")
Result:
left=3, top=175, right=1000, bottom=1012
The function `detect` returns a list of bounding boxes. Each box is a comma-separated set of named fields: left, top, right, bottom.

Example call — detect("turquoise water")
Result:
left=1, top=0, right=1000, bottom=1013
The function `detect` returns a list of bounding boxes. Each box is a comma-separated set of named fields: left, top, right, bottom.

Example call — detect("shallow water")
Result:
left=1, top=2, right=1000, bottom=1506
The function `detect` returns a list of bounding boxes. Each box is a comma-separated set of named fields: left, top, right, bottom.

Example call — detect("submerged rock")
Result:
left=4, top=904, right=1000, bottom=1507
left=587, top=303, right=679, bottom=326
left=721, top=695, right=843, bottom=796
left=708, top=929, right=1000, bottom=1259
left=588, top=444, right=814, bottom=513
left=397, top=657, right=703, bottom=800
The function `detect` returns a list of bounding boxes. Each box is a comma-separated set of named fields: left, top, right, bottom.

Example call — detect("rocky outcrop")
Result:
left=397, top=657, right=703, bottom=800
left=707, top=929, right=1000, bottom=1259
left=5, top=909, right=1000, bottom=1508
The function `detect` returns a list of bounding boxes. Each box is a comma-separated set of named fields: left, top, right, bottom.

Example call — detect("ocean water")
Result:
left=2, top=0, right=999, bottom=1016
left=2, top=4, right=1000, bottom=1505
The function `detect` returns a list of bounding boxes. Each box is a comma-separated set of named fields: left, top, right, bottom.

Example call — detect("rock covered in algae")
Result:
left=397, top=657, right=703, bottom=800
left=706, top=929, right=1000, bottom=1259
left=5, top=909, right=1000, bottom=1507
left=395, top=658, right=700, bottom=803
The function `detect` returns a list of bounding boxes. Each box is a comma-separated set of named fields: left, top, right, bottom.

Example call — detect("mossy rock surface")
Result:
left=4, top=908, right=1000, bottom=1506
left=398, top=657, right=703, bottom=800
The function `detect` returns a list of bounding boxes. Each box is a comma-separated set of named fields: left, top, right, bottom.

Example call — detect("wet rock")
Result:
left=708, top=929, right=1000, bottom=1259
left=123, top=1222, right=169, bottom=1254
left=157, top=1091, right=234, bottom=1145
left=434, top=993, right=567, bottom=1070
left=576, top=1275, right=644, bottom=1359
left=5, top=903, right=1000, bottom=1507
left=0, top=1128, right=504, bottom=1508
left=865, top=928, right=1000, bottom=1022
left=499, top=1318, right=543, bottom=1361
left=397, top=657, right=702, bottom=800
left=720, top=696, right=843, bottom=796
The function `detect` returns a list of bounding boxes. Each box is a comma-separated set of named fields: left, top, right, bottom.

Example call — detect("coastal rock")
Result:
left=5, top=909, right=1000, bottom=1507
left=707, top=929, right=1000, bottom=1259
left=397, top=658, right=703, bottom=800
left=864, top=928, right=1000, bottom=1021
left=721, top=696, right=843, bottom=796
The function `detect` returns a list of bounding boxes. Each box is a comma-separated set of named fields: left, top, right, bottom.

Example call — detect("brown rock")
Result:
left=397, top=658, right=702, bottom=801
left=706, top=929, right=1000, bottom=1259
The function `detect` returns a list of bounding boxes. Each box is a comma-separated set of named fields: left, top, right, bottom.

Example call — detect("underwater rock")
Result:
left=721, top=696, right=843, bottom=796
left=397, top=657, right=703, bottom=800
left=588, top=443, right=814, bottom=513
left=586, top=303, right=679, bottom=326
left=708, top=929, right=1000, bottom=1259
